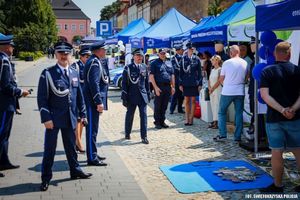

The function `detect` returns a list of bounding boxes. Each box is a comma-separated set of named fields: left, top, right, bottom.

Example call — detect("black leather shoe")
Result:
left=141, top=138, right=149, bottom=144
left=0, top=172, right=4, bottom=177
left=155, top=124, right=162, bottom=129
left=70, top=171, right=93, bottom=179
left=40, top=181, right=49, bottom=191
left=178, top=110, right=185, bottom=114
left=97, top=155, right=106, bottom=160
left=0, top=164, right=20, bottom=171
left=161, top=123, right=169, bottom=128
left=87, top=160, right=107, bottom=166
left=169, top=111, right=174, bottom=114
left=125, top=135, right=131, bottom=140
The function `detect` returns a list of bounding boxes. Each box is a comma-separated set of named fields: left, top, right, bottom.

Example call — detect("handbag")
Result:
left=204, top=87, right=210, bottom=101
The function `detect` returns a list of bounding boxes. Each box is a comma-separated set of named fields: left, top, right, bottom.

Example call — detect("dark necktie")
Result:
left=64, top=69, right=69, bottom=79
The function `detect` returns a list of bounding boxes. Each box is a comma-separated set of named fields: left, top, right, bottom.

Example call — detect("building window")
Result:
left=79, top=24, right=84, bottom=31
left=71, top=24, right=76, bottom=31
left=64, top=24, right=68, bottom=30
left=56, top=24, right=61, bottom=31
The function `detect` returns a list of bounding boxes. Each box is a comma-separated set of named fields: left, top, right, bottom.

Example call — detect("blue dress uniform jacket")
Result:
left=180, top=54, right=203, bottom=87
left=170, top=54, right=184, bottom=113
left=0, top=52, right=22, bottom=112
left=37, top=64, right=86, bottom=182
left=121, top=63, right=150, bottom=139
left=83, top=54, right=109, bottom=163
left=121, top=63, right=150, bottom=105
left=37, top=64, right=86, bottom=129
left=83, top=55, right=109, bottom=110
left=71, top=60, right=85, bottom=88
left=0, top=52, right=22, bottom=166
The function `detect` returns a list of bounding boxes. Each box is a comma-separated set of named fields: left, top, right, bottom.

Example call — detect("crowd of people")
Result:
left=1, top=31, right=300, bottom=193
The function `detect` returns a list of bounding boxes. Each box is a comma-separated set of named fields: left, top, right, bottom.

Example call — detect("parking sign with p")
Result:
left=96, top=21, right=112, bottom=37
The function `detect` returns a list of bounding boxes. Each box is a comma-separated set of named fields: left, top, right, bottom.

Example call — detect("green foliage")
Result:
left=0, top=0, right=57, bottom=52
left=208, top=0, right=225, bottom=16
left=100, top=0, right=121, bottom=20
left=19, top=51, right=44, bottom=60
left=72, top=35, right=83, bottom=43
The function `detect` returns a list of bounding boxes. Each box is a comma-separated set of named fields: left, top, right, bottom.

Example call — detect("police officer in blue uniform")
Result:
left=71, top=47, right=91, bottom=153
left=0, top=34, right=30, bottom=177
left=179, top=42, right=202, bottom=126
left=170, top=45, right=184, bottom=114
left=149, top=48, right=175, bottom=129
left=83, top=40, right=108, bottom=166
left=37, top=42, right=92, bottom=191
left=121, top=49, right=150, bottom=144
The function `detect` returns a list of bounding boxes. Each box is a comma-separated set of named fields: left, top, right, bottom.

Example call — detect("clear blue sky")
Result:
left=73, top=0, right=115, bottom=28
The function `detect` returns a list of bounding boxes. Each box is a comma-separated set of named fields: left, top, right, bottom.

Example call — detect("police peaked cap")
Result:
left=90, top=40, right=107, bottom=51
left=79, top=47, right=92, bottom=55
left=185, top=41, right=193, bottom=49
left=132, top=48, right=144, bottom=56
left=54, top=42, right=73, bottom=54
left=0, top=33, right=14, bottom=45
left=175, top=45, right=183, bottom=50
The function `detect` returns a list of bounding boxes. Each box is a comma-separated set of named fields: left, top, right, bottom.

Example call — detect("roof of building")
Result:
left=51, top=0, right=90, bottom=20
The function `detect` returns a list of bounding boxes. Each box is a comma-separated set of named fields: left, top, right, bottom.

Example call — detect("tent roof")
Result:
left=133, top=7, right=196, bottom=39
left=256, top=0, right=300, bottom=31
left=230, top=16, right=255, bottom=26
left=118, top=18, right=150, bottom=37
left=191, top=0, right=255, bottom=43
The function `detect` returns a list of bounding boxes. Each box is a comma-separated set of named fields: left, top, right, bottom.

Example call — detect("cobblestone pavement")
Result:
left=0, top=57, right=146, bottom=200
left=101, top=89, right=263, bottom=200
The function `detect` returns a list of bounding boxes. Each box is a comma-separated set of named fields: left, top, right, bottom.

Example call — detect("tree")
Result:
left=72, top=35, right=83, bottom=44
left=0, top=0, right=57, bottom=52
left=208, top=0, right=225, bottom=16
left=100, top=0, right=121, bottom=20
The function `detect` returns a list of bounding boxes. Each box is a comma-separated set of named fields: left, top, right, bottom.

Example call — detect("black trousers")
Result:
left=170, top=84, right=184, bottom=113
left=41, top=127, right=81, bottom=182
left=125, top=102, right=147, bottom=139
left=0, top=111, right=14, bottom=166
left=154, top=84, right=171, bottom=125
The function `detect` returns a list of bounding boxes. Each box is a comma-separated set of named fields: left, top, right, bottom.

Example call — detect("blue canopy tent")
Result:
left=190, top=0, right=255, bottom=44
left=129, top=8, right=196, bottom=49
left=252, top=0, right=300, bottom=153
left=106, top=18, right=150, bottom=45
left=170, top=16, right=214, bottom=48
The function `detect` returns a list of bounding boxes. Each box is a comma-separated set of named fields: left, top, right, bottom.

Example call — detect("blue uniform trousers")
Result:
left=154, top=84, right=171, bottom=125
left=170, top=84, right=184, bottom=113
left=0, top=111, right=14, bottom=165
left=86, top=106, right=100, bottom=162
left=125, top=102, right=147, bottom=139
left=41, top=127, right=81, bottom=182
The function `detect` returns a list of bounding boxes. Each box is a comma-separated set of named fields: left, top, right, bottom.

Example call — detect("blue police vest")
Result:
left=37, top=64, right=86, bottom=129
left=121, top=63, right=150, bottom=105
left=180, top=54, right=203, bottom=87
left=0, top=52, right=22, bottom=112
left=150, top=58, right=174, bottom=84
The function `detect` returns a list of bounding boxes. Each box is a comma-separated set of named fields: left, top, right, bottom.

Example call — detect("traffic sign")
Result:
left=96, top=21, right=112, bottom=37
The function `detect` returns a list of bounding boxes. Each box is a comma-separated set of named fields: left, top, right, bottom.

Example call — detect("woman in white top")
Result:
left=208, top=55, right=222, bottom=129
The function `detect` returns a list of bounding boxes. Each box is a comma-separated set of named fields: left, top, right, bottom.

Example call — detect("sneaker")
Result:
left=213, top=135, right=227, bottom=142
left=260, top=183, right=283, bottom=193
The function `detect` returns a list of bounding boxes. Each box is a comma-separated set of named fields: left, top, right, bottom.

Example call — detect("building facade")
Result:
left=137, top=0, right=151, bottom=23
left=51, top=0, right=90, bottom=43
left=128, top=1, right=138, bottom=23
left=150, top=0, right=236, bottom=23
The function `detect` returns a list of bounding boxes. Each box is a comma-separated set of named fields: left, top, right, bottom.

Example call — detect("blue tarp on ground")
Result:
left=160, top=160, right=273, bottom=193
left=170, top=16, right=214, bottom=48
left=256, top=0, right=300, bottom=31
left=190, top=0, right=255, bottom=43
left=106, top=18, right=150, bottom=45
left=129, top=8, right=196, bottom=49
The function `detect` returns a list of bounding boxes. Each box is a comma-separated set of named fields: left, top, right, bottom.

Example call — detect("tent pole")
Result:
left=254, top=32, right=259, bottom=156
